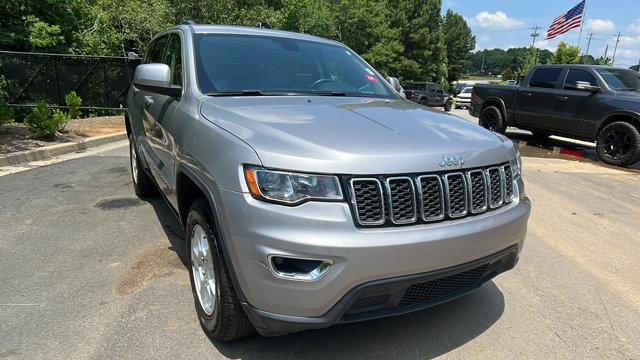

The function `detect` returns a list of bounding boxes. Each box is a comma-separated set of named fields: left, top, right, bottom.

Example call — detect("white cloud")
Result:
left=585, top=19, right=615, bottom=32
left=467, top=11, right=526, bottom=30
left=535, top=40, right=557, bottom=52
left=616, top=49, right=640, bottom=59
left=627, top=19, right=640, bottom=33
left=619, top=35, right=640, bottom=46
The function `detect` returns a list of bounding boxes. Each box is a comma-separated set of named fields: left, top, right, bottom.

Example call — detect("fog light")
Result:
left=268, top=255, right=333, bottom=281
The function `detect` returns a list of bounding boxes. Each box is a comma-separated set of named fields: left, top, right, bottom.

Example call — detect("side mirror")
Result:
left=386, top=76, right=402, bottom=92
left=576, top=81, right=600, bottom=93
left=133, top=63, right=181, bottom=97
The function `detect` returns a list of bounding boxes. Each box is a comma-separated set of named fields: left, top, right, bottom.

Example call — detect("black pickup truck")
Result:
left=470, top=64, right=640, bottom=166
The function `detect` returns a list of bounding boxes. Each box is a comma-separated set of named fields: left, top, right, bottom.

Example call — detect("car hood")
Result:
left=200, top=96, right=515, bottom=174
left=614, top=90, right=640, bottom=101
left=456, top=93, right=471, bottom=98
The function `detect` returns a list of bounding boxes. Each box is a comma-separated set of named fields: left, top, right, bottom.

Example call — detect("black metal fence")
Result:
left=0, top=51, right=140, bottom=109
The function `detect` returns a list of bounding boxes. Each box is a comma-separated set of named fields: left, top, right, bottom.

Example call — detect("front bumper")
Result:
left=243, top=244, right=519, bottom=336
left=217, top=177, right=530, bottom=334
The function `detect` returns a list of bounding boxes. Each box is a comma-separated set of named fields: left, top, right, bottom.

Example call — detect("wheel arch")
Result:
left=481, top=97, right=508, bottom=124
left=124, top=110, right=132, bottom=138
left=596, top=111, right=640, bottom=138
left=175, top=164, right=248, bottom=303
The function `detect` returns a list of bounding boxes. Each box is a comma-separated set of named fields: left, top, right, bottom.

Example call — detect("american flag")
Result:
left=546, top=0, right=585, bottom=40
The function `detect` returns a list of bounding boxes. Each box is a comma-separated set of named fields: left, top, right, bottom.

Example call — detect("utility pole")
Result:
left=603, top=44, right=609, bottom=65
left=530, top=26, right=540, bottom=47
left=611, top=32, right=622, bottom=66
left=480, top=54, right=486, bottom=76
left=583, top=33, right=594, bottom=63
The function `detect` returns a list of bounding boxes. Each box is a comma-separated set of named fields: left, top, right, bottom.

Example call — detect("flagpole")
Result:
left=577, top=0, right=587, bottom=52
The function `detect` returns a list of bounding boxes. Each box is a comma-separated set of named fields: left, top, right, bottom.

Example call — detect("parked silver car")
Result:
left=126, top=23, right=531, bottom=341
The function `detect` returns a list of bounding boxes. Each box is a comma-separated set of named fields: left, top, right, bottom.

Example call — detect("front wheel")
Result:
left=444, top=100, right=452, bottom=112
left=187, top=199, right=254, bottom=341
left=596, top=121, right=640, bottom=167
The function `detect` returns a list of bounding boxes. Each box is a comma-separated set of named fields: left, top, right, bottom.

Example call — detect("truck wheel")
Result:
left=129, top=136, right=156, bottom=198
left=444, top=100, right=452, bottom=112
left=186, top=199, right=254, bottom=341
left=479, top=106, right=507, bottom=134
left=596, top=121, right=640, bottom=167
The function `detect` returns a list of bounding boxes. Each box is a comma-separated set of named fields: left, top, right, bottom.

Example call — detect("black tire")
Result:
left=186, top=199, right=254, bottom=341
left=595, top=121, right=640, bottom=167
left=479, top=106, right=507, bottom=134
left=129, top=136, right=156, bottom=198
left=531, top=130, right=551, bottom=139
left=444, top=100, right=452, bottom=112
left=420, top=99, right=428, bottom=106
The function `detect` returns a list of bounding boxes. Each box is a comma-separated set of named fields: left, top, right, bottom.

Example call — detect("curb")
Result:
left=0, top=131, right=127, bottom=167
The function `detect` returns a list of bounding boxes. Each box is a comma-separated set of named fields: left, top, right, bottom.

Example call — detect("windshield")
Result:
left=596, top=68, right=640, bottom=91
left=461, top=88, right=472, bottom=93
left=193, top=34, right=395, bottom=98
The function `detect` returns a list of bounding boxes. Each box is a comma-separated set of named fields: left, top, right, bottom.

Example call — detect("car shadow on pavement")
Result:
left=211, top=282, right=505, bottom=359
left=147, top=196, right=189, bottom=266
left=505, top=131, right=640, bottom=170
left=142, top=191, right=506, bottom=359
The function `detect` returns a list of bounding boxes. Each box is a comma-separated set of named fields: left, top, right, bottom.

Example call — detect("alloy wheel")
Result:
left=191, top=224, right=216, bottom=316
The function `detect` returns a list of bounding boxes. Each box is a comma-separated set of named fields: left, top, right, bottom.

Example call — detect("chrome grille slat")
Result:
left=350, top=179, right=385, bottom=225
left=487, top=167, right=504, bottom=208
left=385, top=177, right=417, bottom=224
left=444, top=173, right=468, bottom=218
left=467, top=170, right=488, bottom=213
left=349, top=163, right=514, bottom=226
left=503, top=164, right=514, bottom=202
left=416, top=175, right=445, bottom=221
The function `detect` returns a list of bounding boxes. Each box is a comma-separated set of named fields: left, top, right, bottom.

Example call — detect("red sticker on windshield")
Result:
left=365, top=73, right=378, bottom=83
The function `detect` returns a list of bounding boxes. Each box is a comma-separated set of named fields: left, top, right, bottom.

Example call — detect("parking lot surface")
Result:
left=1, top=110, right=639, bottom=359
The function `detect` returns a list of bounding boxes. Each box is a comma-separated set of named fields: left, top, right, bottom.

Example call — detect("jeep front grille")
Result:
left=348, top=163, right=516, bottom=227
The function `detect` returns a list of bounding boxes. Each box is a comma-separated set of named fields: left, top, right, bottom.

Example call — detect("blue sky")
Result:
left=443, top=0, right=640, bottom=67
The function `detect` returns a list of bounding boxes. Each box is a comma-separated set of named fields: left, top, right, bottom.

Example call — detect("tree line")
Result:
left=469, top=43, right=612, bottom=81
left=0, top=0, right=475, bottom=84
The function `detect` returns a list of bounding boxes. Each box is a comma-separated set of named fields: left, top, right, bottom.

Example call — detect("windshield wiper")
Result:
left=311, top=91, right=348, bottom=96
left=205, top=89, right=266, bottom=96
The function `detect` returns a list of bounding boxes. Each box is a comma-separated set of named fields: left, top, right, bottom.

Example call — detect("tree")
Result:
left=549, top=41, right=580, bottom=64
left=443, top=9, right=475, bottom=83
left=517, top=46, right=538, bottom=80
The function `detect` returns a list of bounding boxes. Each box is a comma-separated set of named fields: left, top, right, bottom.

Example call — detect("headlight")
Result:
left=510, top=148, right=522, bottom=178
left=244, top=167, right=343, bottom=205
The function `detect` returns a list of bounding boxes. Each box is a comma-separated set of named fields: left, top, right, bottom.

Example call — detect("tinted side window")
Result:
left=163, top=34, right=182, bottom=86
left=529, top=68, right=563, bottom=88
left=563, top=69, right=598, bottom=90
left=148, top=35, right=168, bottom=63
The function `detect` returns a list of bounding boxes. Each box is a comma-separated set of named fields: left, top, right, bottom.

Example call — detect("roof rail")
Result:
left=179, top=20, right=196, bottom=25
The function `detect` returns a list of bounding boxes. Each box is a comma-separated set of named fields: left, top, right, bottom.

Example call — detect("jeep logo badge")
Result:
left=438, top=155, right=465, bottom=167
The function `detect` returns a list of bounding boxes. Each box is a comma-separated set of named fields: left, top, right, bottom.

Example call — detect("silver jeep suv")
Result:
left=126, top=23, right=531, bottom=341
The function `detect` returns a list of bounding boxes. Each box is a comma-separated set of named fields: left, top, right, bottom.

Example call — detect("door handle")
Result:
left=144, top=96, right=154, bottom=106
left=522, top=92, right=532, bottom=98
left=556, top=96, right=568, bottom=101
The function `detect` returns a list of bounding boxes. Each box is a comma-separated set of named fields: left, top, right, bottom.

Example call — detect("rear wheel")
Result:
left=186, top=199, right=254, bottom=341
left=596, top=121, right=640, bottom=167
left=129, top=136, right=156, bottom=198
left=479, top=106, right=507, bottom=134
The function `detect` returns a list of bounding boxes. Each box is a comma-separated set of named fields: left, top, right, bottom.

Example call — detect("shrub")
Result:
left=24, top=101, right=67, bottom=139
left=0, top=99, right=14, bottom=126
left=64, top=91, right=82, bottom=119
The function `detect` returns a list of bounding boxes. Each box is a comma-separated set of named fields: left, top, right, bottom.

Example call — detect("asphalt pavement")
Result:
left=1, top=110, right=639, bottom=359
